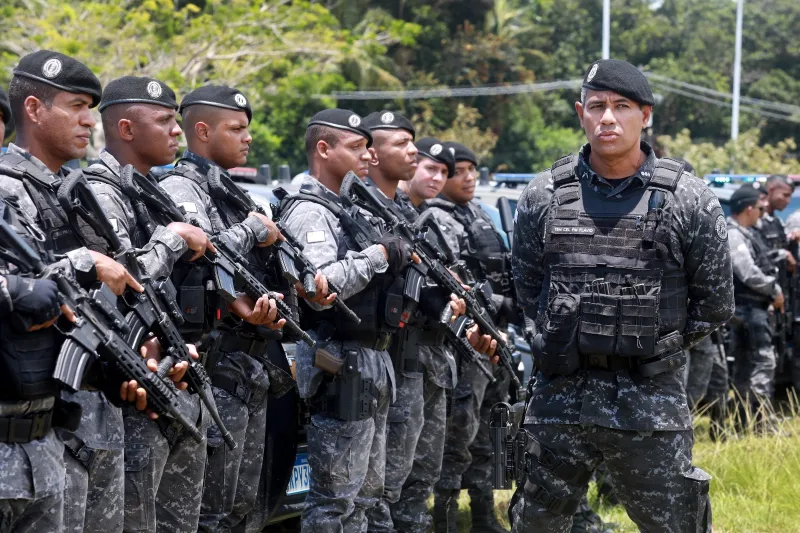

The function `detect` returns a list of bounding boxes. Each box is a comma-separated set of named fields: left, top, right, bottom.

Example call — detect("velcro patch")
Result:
left=306, top=230, right=326, bottom=243
left=109, top=218, right=119, bottom=232
left=180, top=202, right=198, bottom=213
left=551, top=226, right=595, bottom=235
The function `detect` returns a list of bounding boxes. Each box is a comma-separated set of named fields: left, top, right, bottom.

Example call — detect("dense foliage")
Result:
left=1, top=0, right=798, bottom=175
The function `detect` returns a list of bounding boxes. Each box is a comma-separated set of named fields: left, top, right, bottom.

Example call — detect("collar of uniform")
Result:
left=365, top=176, right=391, bottom=200
left=395, top=187, right=414, bottom=208
left=178, top=150, right=227, bottom=178
left=7, top=143, right=61, bottom=179
left=98, top=149, right=122, bottom=177
left=301, top=173, right=342, bottom=202
left=577, top=141, right=656, bottom=198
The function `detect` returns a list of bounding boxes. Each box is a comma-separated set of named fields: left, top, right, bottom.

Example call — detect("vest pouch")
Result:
left=578, top=294, right=619, bottom=357
left=532, top=294, right=580, bottom=376
left=616, top=295, right=658, bottom=357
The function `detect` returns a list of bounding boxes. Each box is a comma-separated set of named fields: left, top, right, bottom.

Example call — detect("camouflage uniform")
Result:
left=160, top=151, right=272, bottom=533
left=685, top=335, right=724, bottom=410
left=510, top=143, right=734, bottom=532
left=727, top=217, right=780, bottom=413
left=281, top=175, right=395, bottom=533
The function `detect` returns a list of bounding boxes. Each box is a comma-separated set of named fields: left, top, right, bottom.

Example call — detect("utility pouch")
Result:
left=578, top=292, right=619, bottom=356
left=532, top=294, right=580, bottom=376
left=616, top=294, right=658, bottom=357
left=388, top=327, right=422, bottom=374
left=178, top=266, right=206, bottom=326
left=681, top=467, right=712, bottom=533
left=384, top=277, right=405, bottom=327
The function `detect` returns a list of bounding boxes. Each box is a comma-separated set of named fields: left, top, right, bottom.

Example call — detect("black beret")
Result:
left=99, top=76, right=177, bottom=112
left=443, top=141, right=478, bottom=167
left=416, top=137, right=455, bottom=178
left=362, top=111, right=415, bottom=139
left=0, top=87, right=13, bottom=138
left=13, top=50, right=102, bottom=107
left=730, top=184, right=763, bottom=214
left=582, top=59, right=655, bottom=107
left=179, top=85, right=252, bottom=123
left=307, top=109, right=373, bottom=148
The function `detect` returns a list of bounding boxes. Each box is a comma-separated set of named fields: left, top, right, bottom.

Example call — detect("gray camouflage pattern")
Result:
left=63, top=445, right=124, bottom=533
left=685, top=335, right=719, bottom=410
left=420, top=344, right=458, bottom=390
left=424, top=204, right=464, bottom=258
left=508, top=424, right=708, bottom=532
left=729, top=305, right=776, bottom=403
left=728, top=217, right=781, bottom=300
left=160, top=157, right=268, bottom=248
left=367, top=373, right=424, bottom=532
left=123, top=385, right=212, bottom=533
left=392, top=370, right=448, bottom=533
left=199, top=351, right=270, bottom=533
left=512, top=156, right=734, bottom=432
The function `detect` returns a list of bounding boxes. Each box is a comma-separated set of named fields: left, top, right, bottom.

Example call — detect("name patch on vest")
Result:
left=306, top=230, right=326, bottom=243
left=551, top=225, right=595, bottom=235
left=180, top=202, right=198, bottom=213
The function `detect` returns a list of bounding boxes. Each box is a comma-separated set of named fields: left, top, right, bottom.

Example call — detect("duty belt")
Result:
left=581, top=333, right=685, bottom=377
left=340, top=331, right=393, bottom=352
left=0, top=410, right=53, bottom=443
left=218, top=333, right=269, bottom=357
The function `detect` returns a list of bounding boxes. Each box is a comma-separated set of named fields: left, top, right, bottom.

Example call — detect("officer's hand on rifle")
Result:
left=378, top=235, right=421, bottom=275
left=119, top=379, right=153, bottom=417
left=229, top=293, right=286, bottom=330
left=787, top=252, right=796, bottom=274
left=4, top=274, right=77, bottom=331
left=251, top=212, right=284, bottom=248
left=466, top=323, right=499, bottom=363
left=774, top=291, right=785, bottom=312
left=295, top=270, right=338, bottom=306
left=138, top=336, right=197, bottom=390
left=89, top=251, right=144, bottom=296
left=449, top=294, right=467, bottom=320
left=167, top=221, right=217, bottom=261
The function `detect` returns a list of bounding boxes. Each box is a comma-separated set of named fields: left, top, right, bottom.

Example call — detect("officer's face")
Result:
left=31, top=91, right=95, bottom=161
left=768, top=183, right=793, bottom=211
left=409, top=157, right=448, bottom=200
left=443, top=161, right=477, bottom=205
left=322, top=131, right=371, bottom=180
left=370, top=129, right=418, bottom=182
left=130, top=105, right=182, bottom=167
left=576, top=90, right=650, bottom=160
left=208, top=110, right=251, bottom=169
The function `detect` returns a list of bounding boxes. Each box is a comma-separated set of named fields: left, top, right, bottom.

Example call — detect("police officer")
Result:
left=69, top=75, right=216, bottom=533
left=0, top=86, right=13, bottom=142
left=511, top=59, right=734, bottom=532
left=728, top=185, right=783, bottom=430
left=159, top=85, right=290, bottom=533
left=426, top=141, right=512, bottom=533
left=361, top=117, right=469, bottom=533
left=279, top=109, right=419, bottom=532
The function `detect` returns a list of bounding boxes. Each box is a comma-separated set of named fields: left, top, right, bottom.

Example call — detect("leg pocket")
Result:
left=681, top=467, right=712, bottom=533
left=123, top=444, right=154, bottom=533
left=307, top=415, right=360, bottom=484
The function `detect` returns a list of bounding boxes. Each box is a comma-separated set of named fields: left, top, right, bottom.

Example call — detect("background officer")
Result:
left=727, top=185, right=783, bottom=431
left=0, top=86, right=12, bottom=142
left=511, top=59, right=734, bottom=532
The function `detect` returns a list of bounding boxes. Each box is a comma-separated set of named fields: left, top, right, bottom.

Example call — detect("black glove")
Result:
left=379, top=235, right=412, bottom=276
left=6, top=274, right=61, bottom=325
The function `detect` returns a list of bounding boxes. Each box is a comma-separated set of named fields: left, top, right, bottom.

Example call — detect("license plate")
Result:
left=286, top=453, right=310, bottom=495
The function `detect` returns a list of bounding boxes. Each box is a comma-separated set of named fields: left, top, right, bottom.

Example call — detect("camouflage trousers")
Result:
left=730, top=305, right=776, bottom=406
left=63, top=446, right=124, bottom=533
left=685, top=335, right=726, bottom=410
left=123, top=388, right=212, bottom=533
left=198, top=351, right=270, bottom=533
left=366, top=372, right=424, bottom=533
left=437, top=361, right=510, bottom=494
left=508, top=424, right=711, bottom=533
left=301, top=372, right=392, bottom=533
left=392, top=373, right=448, bottom=533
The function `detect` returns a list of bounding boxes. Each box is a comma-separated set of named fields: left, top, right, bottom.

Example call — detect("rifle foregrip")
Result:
left=303, top=272, right=317, bottom=300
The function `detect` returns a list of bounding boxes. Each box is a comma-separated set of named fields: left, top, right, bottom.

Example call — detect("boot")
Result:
left=468, top=489, right=508, bottom=533
left=571, top=497, right=617, bottom=533
left=433, top=488, right=460, bottom=533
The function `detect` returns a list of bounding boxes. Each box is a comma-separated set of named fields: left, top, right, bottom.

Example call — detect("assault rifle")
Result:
left=57, top=168, right=235, bottom=448
left=447, top=313, right=495, bottom=382
left=272, top=223, right=360, bottom=325
left=0, top=195, right=203, bottom=443
left=338, top=172, right=525, bottom=401
left=202, top=233, right=316, bottom=348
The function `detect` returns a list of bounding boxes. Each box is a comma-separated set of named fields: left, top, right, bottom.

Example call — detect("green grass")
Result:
left=449, top=413, right=800, bottom=532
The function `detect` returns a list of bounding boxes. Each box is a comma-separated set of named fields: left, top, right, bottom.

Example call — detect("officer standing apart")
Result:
left=280, top=109, right=418, bottom=532
left=727, top=186, right=783, bottom=428
left=428, top=140, right=513, bottom=533
left=159, top=85, right=287, bottom=533
left=511, top=59, right=734, bottom=532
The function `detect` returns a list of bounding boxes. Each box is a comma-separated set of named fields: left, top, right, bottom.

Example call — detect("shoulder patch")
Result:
left=306, top=230, right=326, bottom=243
left=180, top=202, right=198, bottom=213
left=714, top=215, right=728, bottom=242
left=704, top=196, right=722, bottom=214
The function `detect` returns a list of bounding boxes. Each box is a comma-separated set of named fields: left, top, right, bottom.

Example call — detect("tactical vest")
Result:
left=0, top=193, right=61, bottom=400
left=0, top=152, right=83, bottom=255
left=534, top=155, right=689, bottom=375
left=83, top=166, right=150, bottom=248
left=279, top=180, right=405, bottom=344
left=757, top=215, right=787, bottom=252
left=426, top=197, right=511, bottom=296
left=731, top=223, right=776, bottom=305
